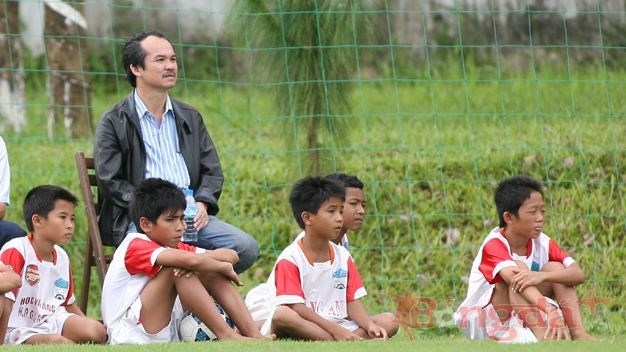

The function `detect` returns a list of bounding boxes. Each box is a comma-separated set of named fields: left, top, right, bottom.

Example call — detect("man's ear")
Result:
left=130, top=64, right=142, bottom=76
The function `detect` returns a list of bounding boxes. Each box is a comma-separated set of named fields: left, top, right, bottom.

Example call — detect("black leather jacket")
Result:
left=94, top=92, right=224, bottom=246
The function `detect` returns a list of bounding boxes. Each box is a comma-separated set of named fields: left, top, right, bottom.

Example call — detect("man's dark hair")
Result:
left=122, top=30, right=169, bottom=87
left=494, top=175, right=544, bottom=228
left=289, top=176, right=345, bottom=230
left=23, top=185, right=78, bottom=232
left=129, top=178, right=186, bottom=233
left=324, top=172, right=364, bottom=189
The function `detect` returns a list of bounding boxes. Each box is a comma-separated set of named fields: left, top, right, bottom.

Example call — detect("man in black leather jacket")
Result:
left=94, top=30, right=258, bottom=273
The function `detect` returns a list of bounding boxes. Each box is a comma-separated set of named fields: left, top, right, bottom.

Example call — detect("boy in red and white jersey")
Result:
left=100, top=178, right=266, bottom=344
left=454, top=175, right=593, bottom=343
left=0, top=185, right=107, bottom=344
left=245, top=173, right=366, bottom=325
left=254, top=176, right=397, bottom=340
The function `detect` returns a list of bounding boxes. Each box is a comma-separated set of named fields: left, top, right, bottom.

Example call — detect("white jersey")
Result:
left=454, top=227, right=574, bottom=341
left=245, top=232, right=354, bottom=326
left=0, top=236, right=75, bottom=334
left=101, top=232, right=203, bottom=331
left=274, top=239, right=366, bottom=322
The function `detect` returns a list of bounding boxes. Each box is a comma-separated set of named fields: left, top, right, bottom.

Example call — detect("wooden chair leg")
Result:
left=80, top=235, right=94, bottom=314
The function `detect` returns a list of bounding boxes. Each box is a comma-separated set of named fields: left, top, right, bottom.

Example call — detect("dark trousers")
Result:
left=0, top=220, right=27, bottom=249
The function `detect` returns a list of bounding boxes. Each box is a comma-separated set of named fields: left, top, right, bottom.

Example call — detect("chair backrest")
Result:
left=75, top=151, right=109, bottom=314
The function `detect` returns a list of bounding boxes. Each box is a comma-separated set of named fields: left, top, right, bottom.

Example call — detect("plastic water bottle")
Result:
left=182, top=188, right=198, bottom=242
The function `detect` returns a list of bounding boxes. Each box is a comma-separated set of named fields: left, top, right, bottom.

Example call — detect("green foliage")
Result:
left=229, top=0, right=377, bottom=175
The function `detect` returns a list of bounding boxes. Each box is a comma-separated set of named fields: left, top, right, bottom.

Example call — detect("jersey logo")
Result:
left=332, top=268, right=348, bottom=279
left=53, top=278, right=70, bottom=300
left=25, top=264, right=40, bottom=286
left=332, top=268, right=348, bottom=290
left=531, top=261, right=540, bottom=271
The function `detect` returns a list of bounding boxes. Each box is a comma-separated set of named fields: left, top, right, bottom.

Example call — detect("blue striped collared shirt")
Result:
left=134, top=90, right=190, bottom=189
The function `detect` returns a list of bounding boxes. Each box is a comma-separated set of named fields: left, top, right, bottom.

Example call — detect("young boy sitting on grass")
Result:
left=101, top=178, right=267, bottom=344
left=0, top=185, right=107, bottom=344
left=454, top=175, right=593, bottom=343
left=245, top=173, right=368, bottom=333
left=251, top=176, right=397, bottom=340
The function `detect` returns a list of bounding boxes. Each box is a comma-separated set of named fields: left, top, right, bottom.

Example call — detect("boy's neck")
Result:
left=299, top=235, right=333, bottom=264
left=29, top=233, right=56, bottom=262
left=501, top=228, right=529, bottom=255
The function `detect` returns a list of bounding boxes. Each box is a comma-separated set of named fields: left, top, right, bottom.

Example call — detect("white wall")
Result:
left=19, top=0, right=233, bottom=56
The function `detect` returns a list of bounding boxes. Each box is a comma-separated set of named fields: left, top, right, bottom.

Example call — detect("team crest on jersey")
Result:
left=53, top=278, right=70, bottom=300
left=25, top=264, right=40, bottom=286
left=332, top=268, right=348, bottom=290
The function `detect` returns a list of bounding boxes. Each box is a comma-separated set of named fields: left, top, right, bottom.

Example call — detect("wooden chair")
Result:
left=75, top=151, right=112, bottom=314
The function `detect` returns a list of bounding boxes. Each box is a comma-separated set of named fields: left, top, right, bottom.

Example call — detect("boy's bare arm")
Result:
left=64, top=303, right=86, bottom=317
left=288, top=303, right=361, bottom=340
left=155, top=249, right=242, bottom=285
left=0, top=265, right=21, bottom=293
left=347, top=299, right=388, bottom=339
left=203, top=248, right=239, bottom=265
left=510, top=263, right=585, bottom=292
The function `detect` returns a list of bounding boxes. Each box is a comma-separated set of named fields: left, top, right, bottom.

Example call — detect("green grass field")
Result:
left=2, top=66, right=624, bottom=344
left=0, top=336, right=624, bottom=351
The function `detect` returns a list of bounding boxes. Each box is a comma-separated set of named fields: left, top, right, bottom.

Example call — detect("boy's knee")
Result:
left=84, top=322, right=108, bottom=343
left=271, top=306, right=297, bottom=329
left=381, top=312, right=400, bottom=335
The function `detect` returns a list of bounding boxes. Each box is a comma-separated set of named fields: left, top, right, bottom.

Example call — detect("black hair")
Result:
left=289, top=176, right=345, bottom=229
left=324, top=172, right=364, bottom=189
left=494, top=175, right=544, bottom=228
left=129, top=178, right=186, bottom=233
left=122, top=30, right=169, bottom=87
left=23, top=185, right=78, bottom=232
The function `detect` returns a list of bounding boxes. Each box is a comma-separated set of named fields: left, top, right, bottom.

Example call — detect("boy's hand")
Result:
left=544, top=307, right=571, bottom=340
left=510, top=269, right=546, bottom=293
left=365, top=322, right=388, bottom=340
left=173, top=267, right=195, bottom=278
left=220, top=262, right=243, bottom=286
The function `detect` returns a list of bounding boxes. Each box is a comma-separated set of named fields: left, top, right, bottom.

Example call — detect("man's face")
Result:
left=133, top=35, right=178, bottom=91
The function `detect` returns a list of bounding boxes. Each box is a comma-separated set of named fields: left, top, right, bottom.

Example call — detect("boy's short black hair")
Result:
left=289, top=176, right=345, bottom=229
left=129, top=178, right=186, bottom=233
left=324, top=173, right=364, bottom=189
left=23, top=185, right=78, bottom=232
left=494, top=175, right=544, bottom=228
left=122, top=29, right=169, bottom=87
